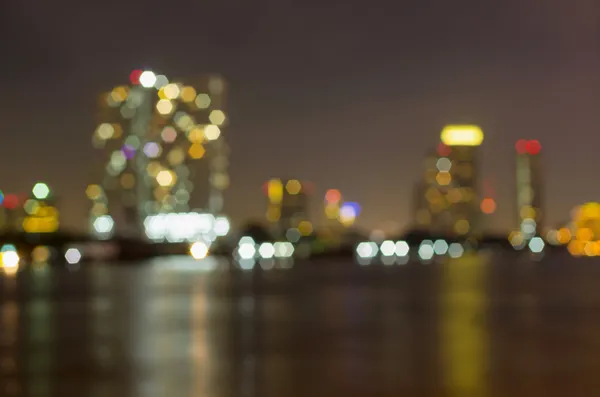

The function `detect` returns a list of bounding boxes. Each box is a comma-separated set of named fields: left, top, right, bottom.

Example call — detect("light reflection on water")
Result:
left=0, top=253, right=599, bottom=396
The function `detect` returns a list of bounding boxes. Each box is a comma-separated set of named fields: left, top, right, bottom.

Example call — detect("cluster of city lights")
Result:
left=323, top=189, right=361, bottom=227
left=550, top=202, right=600, bottom=257
left=144, top=212, right=230, bottom=243
left=356, top=239, right=467, bottom=264
left=89, top=69, right=229, bottom=239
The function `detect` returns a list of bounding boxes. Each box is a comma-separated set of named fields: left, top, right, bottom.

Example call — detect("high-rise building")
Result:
left=515, top=139, right=543, bottom=239
left=413, top=125, right=484, bottom=238
left=87, top=70, right=230, bottom=240
left=264, top=178, right=312, bottom=241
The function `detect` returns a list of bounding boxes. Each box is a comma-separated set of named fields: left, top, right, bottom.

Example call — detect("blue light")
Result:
left=1, top=244, right=16, bottom=253
left=0, top=190, right=4, bottom=206
left=341, top=202, right=361, bottom=217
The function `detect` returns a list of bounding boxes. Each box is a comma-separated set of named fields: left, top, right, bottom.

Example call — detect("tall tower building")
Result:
left=264, top=178, right=312, bottom=240
left=413, top=125, right=484, bottom=238
left=515, top=139, right=543, bottom=239
left=87, top=70, right=230, bottom=240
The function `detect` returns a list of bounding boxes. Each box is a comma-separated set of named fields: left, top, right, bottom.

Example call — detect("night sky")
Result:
left=1, top=0, right=600, bottom=234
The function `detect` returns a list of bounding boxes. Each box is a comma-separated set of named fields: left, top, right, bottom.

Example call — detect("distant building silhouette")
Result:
left=263, top=178, right=313, bottom=241
left=413, top=125, right=484, bottom=239
left=515, top=139, right=544, bottom=238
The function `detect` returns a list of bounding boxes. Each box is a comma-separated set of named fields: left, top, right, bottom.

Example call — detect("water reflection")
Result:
left=440, top=254, right=489, bottom=397
left=3, top=254, right=600, bottom=396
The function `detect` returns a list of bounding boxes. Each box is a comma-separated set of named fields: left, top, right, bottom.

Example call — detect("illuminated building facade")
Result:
left=87, top=70, right=230, bottom=240
left=515, top=139, right=543, bottom=239
left=264, top=179, right=313, bottom=241
left=0, top=184, right=58, bottom=234
left=22, top=183, right=60, bottom=234
left=414, top=125, right=484, bottom=238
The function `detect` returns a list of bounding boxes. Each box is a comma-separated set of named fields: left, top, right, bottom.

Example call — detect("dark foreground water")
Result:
left=2, top=252, right=600, bottom=396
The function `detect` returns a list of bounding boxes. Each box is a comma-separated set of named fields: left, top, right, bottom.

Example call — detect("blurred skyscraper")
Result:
left=515, top=139, right=543, bottom=239
left=87, top=70, right=230, bottom=240
left=414, top=125, right=484, bottom=239
left=264, top=178, right=313, bottom=241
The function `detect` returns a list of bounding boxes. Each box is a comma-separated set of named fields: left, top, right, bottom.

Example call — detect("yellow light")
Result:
left=286, top=180, right=302, bottom=195
left=167, top=148, right=186, bottom=165
left=266, top=205, right=281, bottom=222
left=520, top=205, right=536, bottom=220
left=568, top=240, right=584, bottom=257
left=180, top=86, right=197, bottom=103
left=32, top=246, right=50, bottom=263
left=325, top=204, right=339, bottom=220
left=440, top=125, right=484, bottom=146
left=188, top=143, right=206, bottom=159
left=156, top=170, right=176, bottom=187
left=209, top=110, right=226, bottom=126
left=86, top=184, right=102, bottom=200
left=436, top=171, right=452, bottom=186
left=22, top=216, right=59, bottom=233
left=454, top=219, right=470, bottom=235
left=190, top=242, right=209, bottom=259
left=557, top=228, right=572, bottom=244
left=146, top=161, right=162, bottom=177
left=298, top=221, right=313, bottom=236
left=267, top=179, right=283, bottom=204
left=120, top=173, right=135, bottom=189
left=188, top=127, right=205, bottom=143
left=576, top=227, right=593, bottom=242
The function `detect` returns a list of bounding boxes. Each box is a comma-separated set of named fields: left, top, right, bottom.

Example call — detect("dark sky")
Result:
left=1, top=0, right=600, bottom=234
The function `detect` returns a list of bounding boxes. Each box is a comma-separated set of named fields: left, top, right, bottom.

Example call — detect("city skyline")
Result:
left=2, top=0, right=600, bottom=233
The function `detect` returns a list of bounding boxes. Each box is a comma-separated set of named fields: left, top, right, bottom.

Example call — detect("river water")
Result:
left=1, top=252, right=599, bottom=396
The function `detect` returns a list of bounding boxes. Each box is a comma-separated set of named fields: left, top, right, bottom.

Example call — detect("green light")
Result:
left=32, top=183, right=50, bottom=200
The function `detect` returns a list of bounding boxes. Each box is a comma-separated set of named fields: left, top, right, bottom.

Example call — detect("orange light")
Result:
left=480, top=198, right=496, bottom=214
left=325, top=189, right=341, bottom=204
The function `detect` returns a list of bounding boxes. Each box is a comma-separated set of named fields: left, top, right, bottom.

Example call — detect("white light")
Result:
left=1, top=251, right=19, bottom=269
left=529, top=237, right=545, bottom=253
left=395, top=241, right=410, bottom=256
left=433, top=240, right=449, bottom=255
left=274, top=242, right=294, bottom=258
left=64, top=248, right=82, bottom=264
left=144, top=212, right=216, bottom=243
left=418, top=241, right=434, bottom=260
left=139, top=71, right=157, bottom=88
left=448, top=243, right=464, bottom=258
left=239, top=236, right=256, bottom=245
left=238, top=243, right=256, bottom=260
left=380, top=240, right=396, bottom=256
left=143, top=142, right=161, bottom=158
left=356, top=242, right=378, bottom=259
left=214, top=217, right=230, bottom=237
left=190, top=241, right=209, bottom=259
left=204, top=125, right=221, bottom=140
left=93, top=215, right=114, bottom=234
left=258, top=243, right=275, bottom=259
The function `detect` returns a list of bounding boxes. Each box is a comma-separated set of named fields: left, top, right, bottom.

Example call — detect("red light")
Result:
left=325, top=189, right=341, bottom=204
left=437, top=143, right=451, bottom=157
left=130, top=69, right=143, bottom=85
left=526, top=140, right=541, bottom=155
left=515, top=139, right=527, bottom=154
left=262, top=182, right=269, bottom=196
left=3, top=194, right=19, bottom=209
left=480, top=198, right=497, bottom=215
